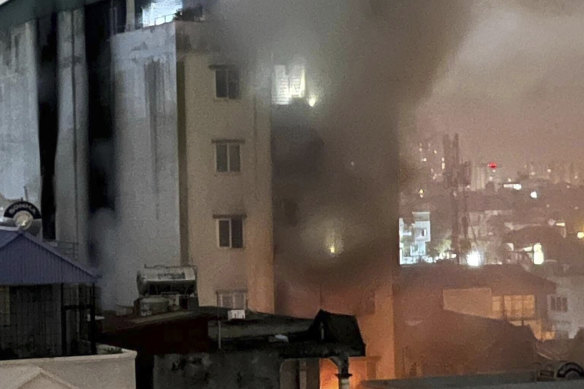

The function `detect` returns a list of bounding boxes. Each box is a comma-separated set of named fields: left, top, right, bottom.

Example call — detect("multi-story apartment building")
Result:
left=399, top=211, right=431, bottom=265
left=0, top=0, right=274, bottom=313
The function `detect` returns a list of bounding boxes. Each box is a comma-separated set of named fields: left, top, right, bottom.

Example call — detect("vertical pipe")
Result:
left=126, top=0, right=136, bottom=31
left=60, top=283, right=66, bottom=355
left=90, top=284, right=97, bottom=354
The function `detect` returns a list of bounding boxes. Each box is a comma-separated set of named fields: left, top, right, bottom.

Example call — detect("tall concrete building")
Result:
left=0, top=0, right=275, bottom=313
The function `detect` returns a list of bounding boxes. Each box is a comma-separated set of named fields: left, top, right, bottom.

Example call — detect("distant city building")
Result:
left=399, top=211, right=431, bottom=265
left=471, top=161, right=501, bottom=191
left=546, top=271, right=584, bottom=339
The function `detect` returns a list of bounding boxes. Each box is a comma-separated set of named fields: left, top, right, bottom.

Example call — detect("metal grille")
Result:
left=217, top=290, right=247, bottom=310
left=0, top=284, right=95, bottom=360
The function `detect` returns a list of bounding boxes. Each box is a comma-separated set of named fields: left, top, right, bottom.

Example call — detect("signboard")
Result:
left=4, top=201, right=41, bottom=220
left=2, top=201, right=42, bottom=232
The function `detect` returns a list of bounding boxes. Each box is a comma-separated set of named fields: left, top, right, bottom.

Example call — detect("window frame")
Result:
left=216, top=290, right=248, bottom=309
left=550, top=295, right=568, bottom=313
left=213, top=66, right=241, bottom=100
left=493, top=294, right=536, bottom=320
left=214, top=141, right=242, bottom=173
left=216, top=216, right=245, bottom=249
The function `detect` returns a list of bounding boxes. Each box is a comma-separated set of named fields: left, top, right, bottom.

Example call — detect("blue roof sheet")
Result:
left=0, top=229, right=98, bottom=285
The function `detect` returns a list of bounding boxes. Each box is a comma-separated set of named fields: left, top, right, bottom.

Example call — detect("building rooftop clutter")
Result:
left=404, top=309, right=538, bottom=373
left=100, top=307, right=365, bottom=388
left=103, top=307, right=364, bottom=357
left=209, top=309, right=365, bottom=358
left=397, top=263, right=555, bottom=297
left=0, top=229, right=97, bottom=285
left=505, top=226, right=584, bottom=265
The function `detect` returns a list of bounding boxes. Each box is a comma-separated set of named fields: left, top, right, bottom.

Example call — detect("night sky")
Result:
left=418, top=0, right=584, bottom=178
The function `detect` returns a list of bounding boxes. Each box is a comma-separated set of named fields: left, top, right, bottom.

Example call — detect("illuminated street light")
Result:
left=308, top=96, right=318, bottom=107
left=467, top=250, right=482, bottom=267
left=533, top=243, right=544, bottom=265
left=577, top=232, right=584, bottom=240
left=530, top=191, right=538, bottom=199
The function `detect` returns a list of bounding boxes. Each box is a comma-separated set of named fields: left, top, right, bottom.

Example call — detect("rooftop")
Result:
left=0, top=229, right=97, bottom=285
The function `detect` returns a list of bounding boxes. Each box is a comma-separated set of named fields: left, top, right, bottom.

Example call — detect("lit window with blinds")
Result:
left=492, top=295, right=535, bottom=320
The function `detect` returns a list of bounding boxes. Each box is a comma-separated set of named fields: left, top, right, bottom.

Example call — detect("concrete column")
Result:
left=337, top=371, right=352, bottom=389
left=0, top=22, right=41, bottom=206
left=56, top=9, right=89, bottom=263
left=332, top=357, right=351, bottom=389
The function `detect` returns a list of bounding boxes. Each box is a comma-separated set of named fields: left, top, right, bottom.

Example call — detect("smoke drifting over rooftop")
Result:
left=211, top=0, right=471, bottom=315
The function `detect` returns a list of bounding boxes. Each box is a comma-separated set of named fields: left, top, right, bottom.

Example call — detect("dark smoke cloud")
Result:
left=211, top=0, right=470, bottom=316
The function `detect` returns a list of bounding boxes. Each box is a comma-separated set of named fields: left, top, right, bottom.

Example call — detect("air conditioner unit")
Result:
left=227, top=309, right=246, bottom=320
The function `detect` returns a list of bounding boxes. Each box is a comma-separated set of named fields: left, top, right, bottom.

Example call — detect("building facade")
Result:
left=0, top=0, right=275, bottom=313
left=399, top=211, right=431, bottom=265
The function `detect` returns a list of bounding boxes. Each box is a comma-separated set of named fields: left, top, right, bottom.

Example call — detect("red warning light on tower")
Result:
left=487, top=162, right=497, bottom=169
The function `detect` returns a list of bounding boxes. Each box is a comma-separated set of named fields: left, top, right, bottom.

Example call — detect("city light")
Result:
left=467, top=250, right=482, bottom=267
left=307, top=95, right=318, bottom=107
left=533, top=243, right=545, bottom=265
left=577, top=232, right=584, bottom=240
left=530, top=191, right=538, bottom=199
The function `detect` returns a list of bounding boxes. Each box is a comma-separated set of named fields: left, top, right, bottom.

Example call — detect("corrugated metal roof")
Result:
left=0, top=229, right=98, bottom=285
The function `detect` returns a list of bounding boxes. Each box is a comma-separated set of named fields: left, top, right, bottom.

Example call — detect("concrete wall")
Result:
left=364, top=374, right=584, bottom=389
left=183, top=52, right=274, bottom=312
left=0, top=346, right=137, bottom=389
left=358, top=284, right=396, bottom=380
left=0, top=21, right=40, bottom=205
left=107, top=23, right=182, bottom=309
left=55, top=9, right=89, bottom=263
left=154, top=351, right=282, bottom=389
left=443, top=287, right=493, bottom=318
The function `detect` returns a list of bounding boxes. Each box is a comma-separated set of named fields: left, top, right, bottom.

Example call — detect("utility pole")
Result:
left=443, top=134, right=471, bottom=264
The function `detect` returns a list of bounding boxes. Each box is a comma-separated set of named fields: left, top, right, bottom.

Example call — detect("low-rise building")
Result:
left=394, top=264, right=556, bottom=377
left=101, top=308, right=365, bottom=389
left=0, top=228, right=136, bottom=388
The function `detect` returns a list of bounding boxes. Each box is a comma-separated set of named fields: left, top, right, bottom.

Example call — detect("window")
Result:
left=215, top=142, right=241, bottom=173
left=215, top=68, right=240, bottom=99
left=492, top=295, right=535, bottom=320
left=550, top=296, right=568, bottom=312
left=217, top=290, right=247, bottom=309
left=217, top=217, right=244, bottom=248
left=0, top=287, right=9, bottom=326
left=415, top=228, right=427, bottom=238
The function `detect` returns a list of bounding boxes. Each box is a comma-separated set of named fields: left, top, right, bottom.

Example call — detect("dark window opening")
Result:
left=217, top=217, right=244, bottom=248
left=215, top=68, right=240, bottom=99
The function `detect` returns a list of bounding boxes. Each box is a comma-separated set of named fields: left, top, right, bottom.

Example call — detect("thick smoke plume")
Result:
left=212, top=0, right=470, bottom=316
